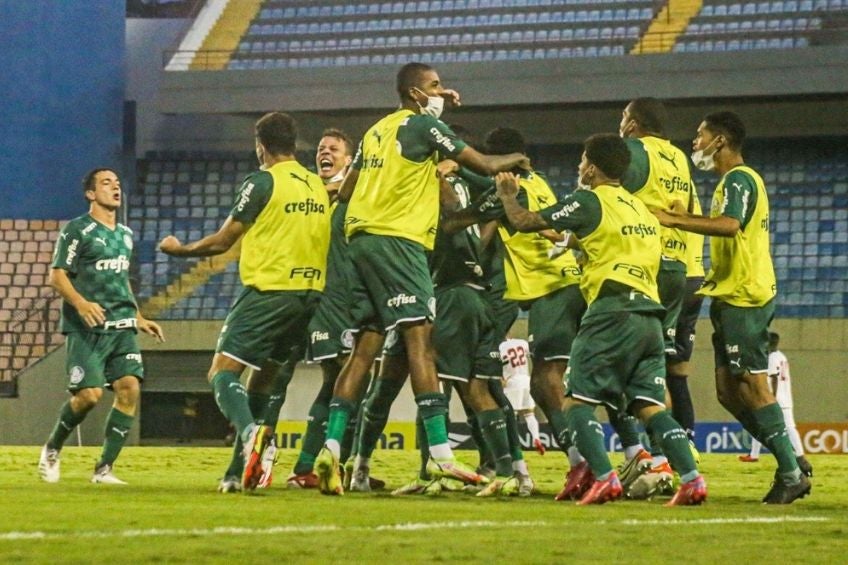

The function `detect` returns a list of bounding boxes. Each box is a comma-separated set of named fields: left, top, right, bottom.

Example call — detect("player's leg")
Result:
left=290, top=358, right=340, bottom=482
left=667, top=277, right=703, bottom=444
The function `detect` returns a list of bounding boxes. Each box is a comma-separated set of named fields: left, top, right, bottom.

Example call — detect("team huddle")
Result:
left=37, top=62, right=812, bottom=506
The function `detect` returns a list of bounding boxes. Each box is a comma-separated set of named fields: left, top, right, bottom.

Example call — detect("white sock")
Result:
left=624, top=444, right=645, bottom=460
left=325, top=439, right=341, bottom=459
left=749, top=439, right=762, bottom=459
left=429, top=442, right=453, bottom=460
left=524, top=413, right=541, bottom=441
left=354, top=455, right=370, bottom=471
left=567, top=446, right=584, bottom=467
left=651, top=455, right=668, bottom=466
left=513, top=459, right=529, bottom=476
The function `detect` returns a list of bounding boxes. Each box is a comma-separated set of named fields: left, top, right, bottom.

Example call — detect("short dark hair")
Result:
left=255, top=112, right=297, bottom=155
left=448, top=123, right=478, bottom=149
left=628, top=98, right=668, bottom=136
left=396, top=62, right=434, bottom=101
left=321, top=128, right=354, bottom=156
left=768, top=331, right=780, bottom=344
left=484, top=127, right=526, bottom=155
left=703, top=111, right=746, bottom=150
left=82, top=168, right=116, bottom=194
left=584, top=134, right=631, bottom=179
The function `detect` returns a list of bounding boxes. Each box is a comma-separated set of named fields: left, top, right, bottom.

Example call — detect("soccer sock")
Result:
left=325, top=396, right=357, bottom=458
left=749, top=439, right=762, bottom=459
left=248, top=392, right=270, bottom=424
left=546, top=408, right=571, bottom=456
left=489, top=380, right=524, bottom=462
left=468, top=413, right=493, bottom=468
left=564, top=403, right=613, bottom=480
left=667, top=376, right=696, bottom=440
left=211, top=370, right=254, bottom=440
left=754, top=403, right=801, bottom=480
left=340, top=415, right=358, bottom=464
left=224, top=438, right=245, bottom=478
left=477, top=408, right=513, bottom=477
left=416, top=392, right=452, bottom=460
left=606, top=406, right=642, bottom=455
left=97, top=408, right=134, bottom=468
left=567, top=446, right=584, bottom=467
left=513, top=458, right=529, bottom=475
left=736, top=408, right=765, bottom=443
left=293, top=400, right=329, bottom=474
left=46, top=400, right=87, bottom=451
left=416, top=415, right=431, bottom=480
left=260, top=361, right=296, bottom=428
left=357, top=378, right=404, bottom=460
left=646, top=410, right=697, bottom=479
left=523, top=413, right=541, bottom=442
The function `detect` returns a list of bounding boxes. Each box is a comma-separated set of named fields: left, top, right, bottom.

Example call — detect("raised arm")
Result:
left=158, top=216, right=246, bottom=258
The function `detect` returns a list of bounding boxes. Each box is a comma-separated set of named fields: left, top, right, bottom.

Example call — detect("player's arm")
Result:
left=158, top=216, right=245, bottom=257
left=338, top=141, right=363, bottom=203
left=49, top=268, right=105, bottom=328
left=455, top=146, right=530, bottom=177
left=495, top=172, right=550, bottom=232
left=654, top=200, right=740, bottom=237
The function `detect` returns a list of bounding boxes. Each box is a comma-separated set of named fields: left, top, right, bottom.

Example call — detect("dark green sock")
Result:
left=46, top=400, right=87, bottom=451
left=211, top=370, right=254, bottom=441
left=340, top=415, right=358, bottom=464
left=564, top=403, right=613, bottom=479
left=326, top=396, right=357, bottom=445
left=754, top=403, right=800, bottom=476
left=547, top=408, right=571, bottom=454
left=737, top=408, right=765, bottom=443
left=416, top=392, right=449, bottom=448
left=357, top=378, right=404, bottom=459
left=477, top=408, right=513, bottom=477
left=468, top=413, right=493, bottom=468
left=248, top=392, right=270, bottom=423
left=647, top=410, right=696, bottom=477
left=261, top=360, right=296, bottom=428
left=97, top=408, right=134, bottom=467
left=606, top=406, right=642, bottom=451
left=416, top=416, right=431, bottom=480
left=224, top=437, right=245, bottom=478
left=293, top=400, right=329, bottom=474
left=490, top=381, right=524, bottom=462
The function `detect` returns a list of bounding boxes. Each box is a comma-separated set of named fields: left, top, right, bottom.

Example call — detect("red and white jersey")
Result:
left=768, top=350, right=793, bottom=408
left=500, top=338, right=530, bottom=381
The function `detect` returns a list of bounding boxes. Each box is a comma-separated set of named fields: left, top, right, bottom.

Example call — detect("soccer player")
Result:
left=740, top=333, right=813, bottom=477
left=499, top=336, right=545, bottom=455
left=654, top=111, right=811, bottom=504
left=159, top=112, right=330, bottom=492
left=313, top=62, right=529, bottom=495
left=617, top=98, right=702, bottom=496
left=497, top=133, right=707, bottom=506
left=38, top=168, right=164, bottom=485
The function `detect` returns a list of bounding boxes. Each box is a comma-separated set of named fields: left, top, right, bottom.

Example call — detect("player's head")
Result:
left=692, top=111, right=745, bottom=171
left=768, top=331, right=780, bottom=350
left=315, top=128, right=354, bottom=182
left=254, top=112, right=297, bottom=163
left=82, top=168, right=121, bottom=210
left=579, top=134, right=631, bottom=188
left=397, top=62, right=444, bottom=117
left=620, top=98, right=668, bottom=138
left=484, top=127, right=526, bottom=156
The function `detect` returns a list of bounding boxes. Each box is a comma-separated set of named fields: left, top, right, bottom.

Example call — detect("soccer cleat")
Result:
left=796, top=455, right=813, bottom=478
left=577, top=472, right=623, bottom=505
left=242, top=424, right=273, bottom=491
left=426, top=457, right=488, bottom=485
left=91, top=463, right=127, bottom=485
left=423, top=478, right=443, bottom=496
left=391, top=477, right=430, bottom=496
left=533, top=438, right=546, bottom=456
left=627, top=461, right=675, bottom=500
left=555, top=460, right=594, bottom=501
left=665, top=475, right=707, bottom=506
left=476, top=465, right=497, bottom=482
left=738, top=454, right=759, bottom=463
left=218, top=475, right=243, bottom=493
left=516, top=473, right=535, bottom=497
left=368, top=476, right=386, bottom=490
left=476, top=475, right=519, bottom=497
left=257, top=437, right=278, bottom=489
left=437, top=477, right=466, bottom=492
left=618, top=449, right=653, bottom=495
left=315, top=446, right=343, bottom=496
left=762, top=474, right=812, bottom=504
left=342, top=459, right=354, bottom=491
left=286, top=471, right=319, bottom=489
left=350, top=464, right=372, bottom=493
left=38, top=445, right=60, bottom=483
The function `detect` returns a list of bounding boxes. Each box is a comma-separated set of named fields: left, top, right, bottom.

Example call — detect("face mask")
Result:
left=576, top=166, right=592, bottom=190
left=619, top=119, right=635, bottom=138
left=691, top=139, right=720, bottom=171
left=414, top=88, right=445, bottom=119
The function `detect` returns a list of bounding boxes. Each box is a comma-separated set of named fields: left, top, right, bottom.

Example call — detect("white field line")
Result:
left=0, top=517, right=830, bottom=542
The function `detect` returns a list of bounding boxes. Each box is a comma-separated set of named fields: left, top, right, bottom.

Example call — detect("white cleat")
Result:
left=38, top=445, right=61, bottom=483
left=349, top=465, right=371, bottom=492
left=91, top=464, right=128, bottom=485
left=218, top=475, right=243, bottom=493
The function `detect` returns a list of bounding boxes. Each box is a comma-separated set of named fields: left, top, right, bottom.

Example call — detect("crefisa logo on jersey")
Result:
left=69, top=366, right=85, bottom=385
left=96, top=255, right=130, bottom=274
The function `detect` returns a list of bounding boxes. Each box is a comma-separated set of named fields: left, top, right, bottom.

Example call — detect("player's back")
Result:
left=500, top=338, right=530, bottom=380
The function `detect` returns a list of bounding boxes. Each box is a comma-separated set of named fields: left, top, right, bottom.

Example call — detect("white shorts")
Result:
left=504, top=374, right=534, bottom=411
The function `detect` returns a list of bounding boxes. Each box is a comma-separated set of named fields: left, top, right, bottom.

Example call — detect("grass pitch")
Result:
left=1, top=447, right=845, bottom=563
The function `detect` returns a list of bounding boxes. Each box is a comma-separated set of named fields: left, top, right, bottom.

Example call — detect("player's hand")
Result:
left=441, top=88, right=461, bottom=107
left=515, top=156, right=532, bottom=171
left=437, top=159, right=459, bottom=178
left=495, top=172, right=519, bottom=199
left=138, top=317, right=165, bottom=343
left=75, top=300, right=106, bottom=328
left=653, top=209, right=675, bottom=227
left=667, top=199, right=688, bottom=215
left=158, top=235, right=182, bottom=256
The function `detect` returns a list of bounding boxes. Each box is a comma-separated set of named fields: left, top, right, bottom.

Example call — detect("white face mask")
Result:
left=691, top=139, right=720, bottom=171
left=414, top=88, right=445, bottom=119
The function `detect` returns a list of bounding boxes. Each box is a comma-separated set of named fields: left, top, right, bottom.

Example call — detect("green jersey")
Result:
left=431, top=175, right=485, bottom=289
left=324, top=199, right=353, bottom=296
left=51, top=214, right=138, bottom=334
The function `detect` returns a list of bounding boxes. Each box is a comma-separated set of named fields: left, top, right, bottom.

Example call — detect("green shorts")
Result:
left=348, top=233, right=435, bottom=332
left=527, top=284, right=586, bottom=361
left=477, top=287, right=519, bottom=376
left=306, top=288, right=355, bottom=362
left=64, top=330, right=143, bottom=391
left=657, top=263, right=687, bottom=356
left=566, top=310, right=666, bottom=410
left=217, top=286, right=320, bottom=369
left=668, top=277, right=704, bottom=363
left=433, top=285, right=498, bottom=383
left=709, top=298, right=774, bottom=376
